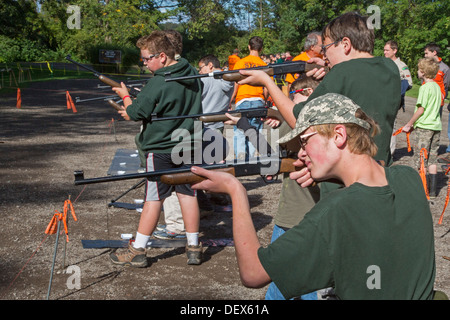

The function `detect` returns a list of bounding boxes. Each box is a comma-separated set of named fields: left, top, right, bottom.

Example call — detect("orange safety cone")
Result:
left=66, top=91, right=71, bottom=110
left=66, top=91, right=77, bottom=113
left=16, top=88, right=21, bottom=109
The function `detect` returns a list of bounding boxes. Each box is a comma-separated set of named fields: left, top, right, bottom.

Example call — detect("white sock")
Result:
left=133, top=232, right=150, bottom=249
left=186, top=232, right=199, bottom=246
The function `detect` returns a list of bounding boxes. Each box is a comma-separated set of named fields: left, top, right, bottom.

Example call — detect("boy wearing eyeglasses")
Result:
left=190, top=93, right=436, bottom=300
left=110, top=30, right=204, bottom=267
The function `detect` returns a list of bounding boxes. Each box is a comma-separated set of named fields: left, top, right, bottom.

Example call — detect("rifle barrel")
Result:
left=150, top=107, right=274, bottom=122
left=74, top=162, right=229, bottom=185
left=66, top=55, right=101, bottom=75
left=73, top=157, right=296, bottom=186
left=164, top=61, right=308, bottom=82
left=65, top=55, right=138, bottom=96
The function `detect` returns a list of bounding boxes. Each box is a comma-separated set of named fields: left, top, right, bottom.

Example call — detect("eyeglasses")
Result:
left=321, top=39, right=342, bottom=54
left=198, top=64, right=207, bottom=71
left=289, top=88, right=307, bottom=94
left=142, top=53, right=160, bottom=62
left=299, top=131, right=317, bottom=149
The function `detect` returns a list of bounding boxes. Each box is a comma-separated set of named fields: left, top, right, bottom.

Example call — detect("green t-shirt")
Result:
left=126, top=58, right=203, bottom=154
left=414, top=81, right=442, bottom=131
left=258, top=165, right=436, bottom=300
left=293, top=57, right=401, bottom=167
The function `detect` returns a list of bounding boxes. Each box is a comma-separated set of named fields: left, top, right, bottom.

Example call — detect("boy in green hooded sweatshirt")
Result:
left=111, top=30, right=203, bottom=267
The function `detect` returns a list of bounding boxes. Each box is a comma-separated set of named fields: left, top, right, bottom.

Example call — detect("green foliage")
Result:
left=0, top=36, right=56, bottom=63
left=0, top=0, right=448, bottom=77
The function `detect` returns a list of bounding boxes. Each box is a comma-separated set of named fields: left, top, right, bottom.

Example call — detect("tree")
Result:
left=38, top=0, right=172, bottom=61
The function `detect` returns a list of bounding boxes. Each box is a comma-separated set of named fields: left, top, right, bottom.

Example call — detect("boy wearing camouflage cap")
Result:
left=190, top=93, right=436, bottom=300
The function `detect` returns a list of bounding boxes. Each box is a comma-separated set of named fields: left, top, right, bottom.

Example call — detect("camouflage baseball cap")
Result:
left=278, top=93, right=371, bottom=145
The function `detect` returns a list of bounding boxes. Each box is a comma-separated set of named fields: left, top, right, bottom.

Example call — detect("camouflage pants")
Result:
left=414, top=127, right=441, bottom=169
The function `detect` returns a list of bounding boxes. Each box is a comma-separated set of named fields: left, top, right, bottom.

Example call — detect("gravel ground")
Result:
left=0, top=79, right=449, bottom=304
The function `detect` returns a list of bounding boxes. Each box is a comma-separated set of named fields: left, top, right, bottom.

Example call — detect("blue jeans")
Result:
left=233, top=99, right=264, bottom=160
left=264, top=224, right=318, bottom=300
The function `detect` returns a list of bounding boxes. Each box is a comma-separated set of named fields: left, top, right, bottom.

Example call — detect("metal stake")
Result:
left=46, top=218, right=62, bottom=300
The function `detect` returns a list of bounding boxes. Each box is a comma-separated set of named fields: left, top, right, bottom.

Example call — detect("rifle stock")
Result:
left=107, top=99, right=124, bottom=111
left=160, top=167, right=236, bottom=185
left=73, top=157, right=298, bottom=186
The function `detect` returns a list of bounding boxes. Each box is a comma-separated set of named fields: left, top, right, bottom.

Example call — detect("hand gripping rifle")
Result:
left=149, top=107, right=284, bottom=123
left=73, top=157, right=299, bottom=186
left=165, top=60, right=328, bottom=82
left=65, top=55, right=140, bottom=97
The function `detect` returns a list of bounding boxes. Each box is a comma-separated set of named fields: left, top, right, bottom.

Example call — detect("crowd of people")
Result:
left=104, top=11, right=449, bottom=300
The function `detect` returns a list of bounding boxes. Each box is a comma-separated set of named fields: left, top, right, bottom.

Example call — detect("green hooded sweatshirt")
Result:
left=126, top=58, right=203, bottom=154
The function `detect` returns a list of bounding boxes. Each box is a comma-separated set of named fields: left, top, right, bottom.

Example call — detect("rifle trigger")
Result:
left=261, top=174, right=278, bottom=184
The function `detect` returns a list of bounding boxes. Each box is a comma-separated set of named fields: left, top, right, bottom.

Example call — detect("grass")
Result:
left=0, top=65, right=150, bottom=95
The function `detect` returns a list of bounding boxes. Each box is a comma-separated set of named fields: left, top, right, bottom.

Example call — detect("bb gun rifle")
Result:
left=65, top=55, right=140, bottom=97
left=107, top=99, right=124, bottom=111
left=73, top=157, right=298, bottom=186
left=165, top=60, right=329, bottom=82
left=149, top=107, right=284, bottom=123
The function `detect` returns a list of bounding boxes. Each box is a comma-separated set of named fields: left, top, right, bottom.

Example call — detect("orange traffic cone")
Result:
left=66, top=91, right=77, bottom=113
left=16, top=88, right=21, bottom=109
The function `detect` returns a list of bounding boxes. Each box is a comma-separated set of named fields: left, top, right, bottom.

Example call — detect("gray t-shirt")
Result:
left=201, top=76, right=234, bottom=130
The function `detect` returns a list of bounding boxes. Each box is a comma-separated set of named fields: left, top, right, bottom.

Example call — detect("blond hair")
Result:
left=418, top=57, right=439, bottom=79
left=313, top=109, right=379, bottom=157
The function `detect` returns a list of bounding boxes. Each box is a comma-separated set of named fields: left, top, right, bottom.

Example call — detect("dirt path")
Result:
left=0, top=80, right=449, bottom=302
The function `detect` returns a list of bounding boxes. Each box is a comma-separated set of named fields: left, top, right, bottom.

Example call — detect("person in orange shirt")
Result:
left=424, top=43, right=450, bottom=154
left=230, top=36, right=268, bottom=160
left=228, top=48, right=240, bottom=70
left=285, top=32, right=323, bottom=88
left=424, top=43, right=449, bottom=109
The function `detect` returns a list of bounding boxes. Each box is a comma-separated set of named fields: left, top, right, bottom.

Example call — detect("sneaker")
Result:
left=109, top=243, right=148, bottom=267
left=153, top=228, right=186, bottom=240
left=156, top=224, right=166, bottom=231
left=186, top=243, right=203, bottom=265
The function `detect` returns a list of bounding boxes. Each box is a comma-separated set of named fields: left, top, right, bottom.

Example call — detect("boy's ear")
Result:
left=341, top=37, right=352, bottom=55
left=159, top=51, right=167, bottom=63
left=333, top=124, right=347, bottom=148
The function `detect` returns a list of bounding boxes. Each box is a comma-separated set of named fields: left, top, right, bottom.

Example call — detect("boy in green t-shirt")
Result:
left=402, top=57, right=442, bottom=197
left=110, top=30, right=203, bottom=267
left=190, top=93, right=436, bottom=300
